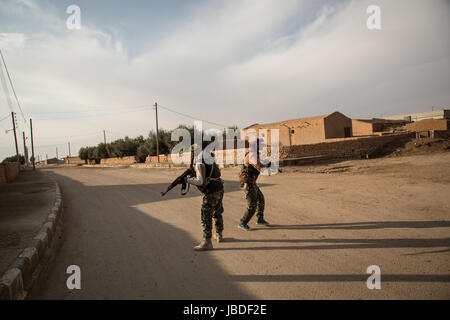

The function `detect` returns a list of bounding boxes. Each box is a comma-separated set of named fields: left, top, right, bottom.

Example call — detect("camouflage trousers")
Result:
left=201, top=189, right=224, bottom=239
left=240, top=183, right=265, bottom=224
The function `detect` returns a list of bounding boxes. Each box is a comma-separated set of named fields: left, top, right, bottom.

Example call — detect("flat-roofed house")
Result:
left=241, top=111, right=353, bottom=147
left=352, top=118, right=408, bottom=136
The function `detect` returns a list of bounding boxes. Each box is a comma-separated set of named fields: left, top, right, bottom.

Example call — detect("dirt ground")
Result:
left=29, top=152, right=450, bottom=299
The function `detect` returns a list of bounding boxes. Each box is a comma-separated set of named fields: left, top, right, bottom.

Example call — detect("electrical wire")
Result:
left=33, top=106, right=149, bottom=120
left=30, top=104, right=152, bottom=114
left=7, top=101, right=231, bottom=153
left=158, top=104, right=229, bottom=128
left=0, top=49, right=27, bottom=124
left=0, top=113, right=10, bottom=122
left=37, top=130, right=104, bottom=140
left=34, top=142, right=68, bottom=148
left=0, top=58, right=14, bottom=113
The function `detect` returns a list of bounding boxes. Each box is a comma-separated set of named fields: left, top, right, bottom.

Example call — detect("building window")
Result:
left=291, top=129, right=295, bottom=134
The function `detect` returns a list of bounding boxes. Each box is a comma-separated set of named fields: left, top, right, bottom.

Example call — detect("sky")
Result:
left=0, top=0, right=449, bottom=160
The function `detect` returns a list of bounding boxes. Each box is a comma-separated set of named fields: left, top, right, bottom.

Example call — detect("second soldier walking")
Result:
left=238, top=138, right=270, bottom=230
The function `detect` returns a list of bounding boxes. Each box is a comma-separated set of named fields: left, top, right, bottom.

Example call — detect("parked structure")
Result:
left=241, top=111, right=353, bottom=147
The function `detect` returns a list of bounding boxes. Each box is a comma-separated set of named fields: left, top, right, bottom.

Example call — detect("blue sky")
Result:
left=0, top=0, right=449, bottom=160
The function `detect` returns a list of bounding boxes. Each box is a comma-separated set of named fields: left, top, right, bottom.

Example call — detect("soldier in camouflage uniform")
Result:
left=186, top=145, right=224, bottom=251
left=238, top=138, right=270, bottom=231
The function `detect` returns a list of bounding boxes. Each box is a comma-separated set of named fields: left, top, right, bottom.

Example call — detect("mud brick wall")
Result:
left=100, top=156, right=137, bottom=165
left=0, top=162, right=20, bottom=184
left=279, top=133, right=414, bottom=160
left=405, top=119, right=449, bottom=132
left=145, top=154, right=172, bottom=163
left=144, top=149, right=250, bottom=165
left=65, top=157, right=86, bottom=165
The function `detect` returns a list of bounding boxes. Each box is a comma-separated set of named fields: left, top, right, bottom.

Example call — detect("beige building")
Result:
left=352, top=118, right=408, bottom=136
left=404, top=119, right=450, bottom=138
left=241, top=111, right=353, bottom=147
left=382, top=109, right=450, bottom=122
left=405, top=119, right=449, bottom=132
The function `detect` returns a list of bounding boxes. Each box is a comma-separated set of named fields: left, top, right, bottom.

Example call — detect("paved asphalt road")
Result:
left=29, top=157, right=450, bottom=299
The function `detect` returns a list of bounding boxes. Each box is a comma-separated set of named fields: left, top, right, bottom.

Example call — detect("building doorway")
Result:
left=344, top=127, right=352, bottom=137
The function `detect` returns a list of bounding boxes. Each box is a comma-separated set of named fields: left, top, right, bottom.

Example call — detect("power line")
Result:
left=16, top=101, right=231, bottom=153
left=0, top=49, right=27, bottom=124
left=30, top=104, right=152, bottom=114
left=27, top=101, right=230, bottom=129
left=38, top=130, right=104, bottom=140
left=157, top=104, right=229, bottom=128
left=33, top=106, right=149, bottom=120
left=0, top=113, right=10, bottom=122
left=0, top=56, right=14, bottom=113
left=34, top=142, right=68, bottom=148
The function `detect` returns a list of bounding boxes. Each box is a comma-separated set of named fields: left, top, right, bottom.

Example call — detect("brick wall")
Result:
left=143, top=149, right=250, bottom=165
left=145, top=154, right=172, bottom=163
left=100, top=156, right=137, bottom=165
left=0, top=162, right=20, bottom=184
left=280, top=133, right=414, bottom=160
left=65, top=157, right=86, bottom=165
left=405, top=119, right=449, bottom=132
left=352, top=120, right=374, bottom=136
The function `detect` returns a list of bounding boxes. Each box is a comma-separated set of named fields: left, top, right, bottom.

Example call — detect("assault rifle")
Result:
left=161, top=168, right=194, bottom=197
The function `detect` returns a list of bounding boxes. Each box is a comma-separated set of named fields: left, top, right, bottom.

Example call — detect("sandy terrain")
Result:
left=29, top=153, right=450, bottom=299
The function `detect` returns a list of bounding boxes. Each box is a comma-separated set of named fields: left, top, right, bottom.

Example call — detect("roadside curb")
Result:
left=0, top=180, right=64, bottom=300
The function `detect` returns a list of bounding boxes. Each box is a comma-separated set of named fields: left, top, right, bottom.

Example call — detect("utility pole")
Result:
left=30, top=118, right=35, bottom=171
left=68, top=142, right=71, bottom=157
left=154, top=102, right=160, bottom=163
left=22, top=132, right=28, bottom=166
left=11, top=112, right=19, bottom=158
left=103, top=130, right=107, bottom=144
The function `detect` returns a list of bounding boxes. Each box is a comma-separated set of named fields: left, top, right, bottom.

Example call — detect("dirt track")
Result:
left=29, top=153, right=450, bottom=299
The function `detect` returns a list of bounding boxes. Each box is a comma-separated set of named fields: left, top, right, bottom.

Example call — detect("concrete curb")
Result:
left=0, top=180, right=64, bottom=300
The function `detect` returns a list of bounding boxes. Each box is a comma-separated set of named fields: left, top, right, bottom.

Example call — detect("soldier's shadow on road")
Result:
left=251, top=221, right=450, bottom=231
left=221, top=236, right=450, bottom=254
left=32, top=170, right=258, bottom=299
left=222, top=220, right=450, bottom=255
left=34, top=169, right=450, bottom=298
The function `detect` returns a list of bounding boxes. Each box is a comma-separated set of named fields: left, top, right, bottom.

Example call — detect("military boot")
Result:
left=194, top=238, right=213, bottom=251
left=213, top=232, right=223, bottom=243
